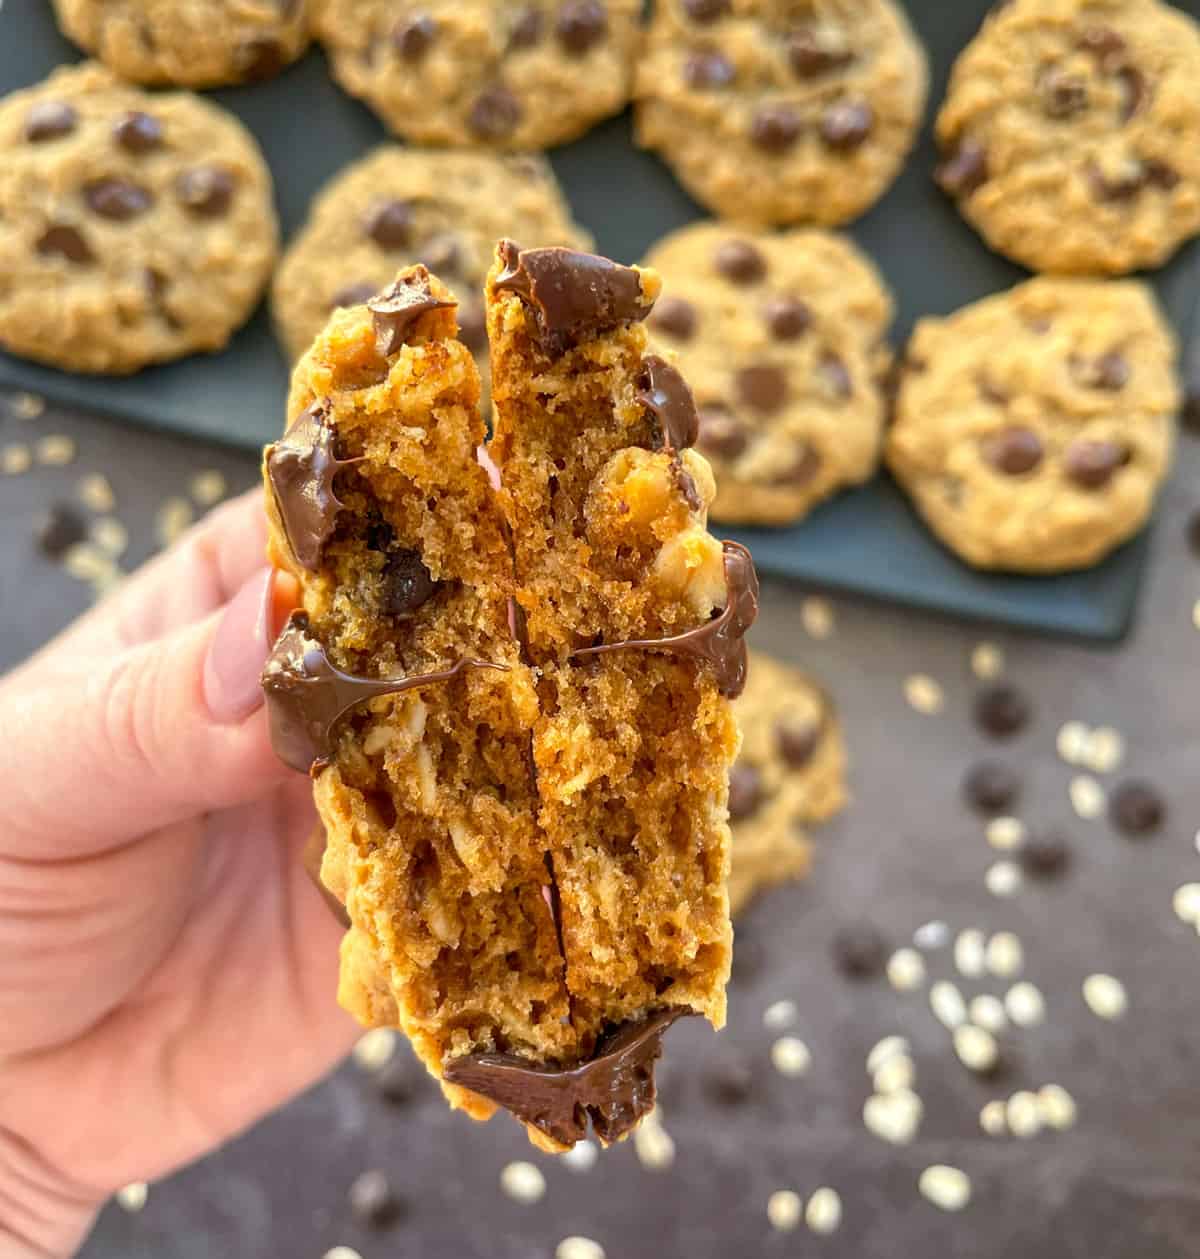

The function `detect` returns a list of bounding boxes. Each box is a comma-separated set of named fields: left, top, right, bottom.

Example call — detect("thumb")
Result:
left=1, top=567, right=295, bottom=860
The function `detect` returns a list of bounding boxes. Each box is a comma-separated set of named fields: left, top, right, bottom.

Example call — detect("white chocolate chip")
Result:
left=863, top=1089, right=922, bottom=1146
left=985, top=931, right=1023, bottom=978
left=873, top=1054, right=915, bottom=1095
left=190, top=468, right=228, bottom=506
left=36, top=434, right=75, bottom=465
left=971, top=641, right=1004, bottom=680
left=1069, top=774, right=1106, bottom=821
left=805, top=1187, right=842, bottom=1235
left=767, top=1189, right=803, bottom=1232
left=985, top=860, right=1022, bottom=898
left=762, top=999, right=798, bottom=1030
left=986, top=817, right=1025, bottom=851
left=1006, top=1090, right=1042, bottom=1139
left=980, top=1100, right=1007, bottom=1136
left=78, top=473, right=115, bottom=512
left=1, top=443, right=32, bottom=475
left=866, top=1035, right=910, bottom=1076
left=886, top=948, right=926, bottom=992
left=1005, top=982, right=1046, bottom=1028
left=500, top=1161, right=546, bottom=1204
left=155, top=495, right=195, bottom=547
left=1037, top=1084, right=1077, bottom=1131
left=1082, top=973, right=1127, bottom=1020
left=954, top=928, right=987, bottom=978
left=969, top=994, right=1007, bottom=1033
left=930, top=980, right=967, bottom=1029
left=352, top=1028, right=396, bottom=1071
left=904, top=673, right=944, bottom=715
left=1056, top=720, right=1091, bottom=766
left=918, top=1165, right=971, bottom=1212
left=116, top=1182, right=148, bottom=1212
left=953, top=1024, right=998, bottom=1073
left=562, top=1140, right=598, bottom=1172
left=770, top=1036, right=811, bottom=1077
left=801, top=596, right=835, bottom=640
left=556, top=1239, right=605, bottom=1259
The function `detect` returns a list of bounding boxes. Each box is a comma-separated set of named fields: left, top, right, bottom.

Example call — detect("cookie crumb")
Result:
left=1082, top=973, right=1127, bottom=1020
left=767, top=1189, right=803, bottom=1232
left=904, top=673, right=944, bottom=715
left=36, top=434, right=76, bottom=466
left=801, top=596, right=835, bottom=640
left=1005, top=981, right=1046, bottom=1027
left=116, top=1182, right=148, bottom=1213
left=805, top=1187, right=842, bottom=1235
left=2, top=443, right=32, bottom=475
left=190, top=468, right=228, bottom=506
left=770, top=1036, right=811, bottom=1077
left=500, top=1161, right=547, bottom=1204
left=156, top=496, right=195, bottom=547
left=918, top=1165, right=971, bottom=1212
left=352, top=1028, right=396, bottom=1071
left=78, top=473, right=116, bottom=513
left=970, top=641, right=1004, bottom=680
left=886, top=947, right=926, bottom=991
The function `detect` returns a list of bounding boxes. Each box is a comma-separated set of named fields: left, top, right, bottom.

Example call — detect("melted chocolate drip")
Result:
left=265, top=401, right=358, bottom=572
left=568, top=542, right=759, bottom=698
left=261, top=611, right=506, bottom=773
left=368, top=266, right=455, bottom=356
left=639, top=355, right=699, bottom=453
left=442, top=1008, right=690, bottom=1147
left=492, top=240, right=654, bottom=354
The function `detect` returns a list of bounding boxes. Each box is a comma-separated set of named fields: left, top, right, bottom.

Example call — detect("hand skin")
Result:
left=0, top=490, right=357, bottom=1258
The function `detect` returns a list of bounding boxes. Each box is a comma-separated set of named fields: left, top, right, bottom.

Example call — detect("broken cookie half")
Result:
left=261, top=253, right=757, bottom=1151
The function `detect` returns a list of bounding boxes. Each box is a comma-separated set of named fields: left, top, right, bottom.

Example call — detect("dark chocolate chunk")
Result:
left=832, top=925, right=888, bottom=979
left=415, top=233, right=460, bottom=275
left=441, top=1008, right=690, bottom=1147
left=176, top=166, right=235, bottom=217
left=1020, top=831, right=1071, bottom=878
left=774, top=444, right=821, bottom=486
left=363, top=198, right=413, bottom=249
left=381, top=549, right=438, bottom=618
left=509, top=7, right=543, bottom=49
left=557, top=0, right=607, bottom=55
left=1116, top=65, right=1146, bottom=122
left=820, top=99, right=873, bottom=150
left=1063, top=438, right=1128, bottom=489
left=393, top=14, right=437, bottom=60
left=469, top=84, right=523, bottom=139
left=1072, top=350, right=1130, bottom=391
left=1077, top=26, right=1126, bottom=68
left=261, top=611, right=506, bottom=773
left=1040, top=68, right=1088, bottom=118
left=696, top=406, right=748, bottom=459
left=330, top=280, right=379, bottom=310
left=776, top=715, right=821, bottom=767
left=36, top=224, right=93, bottom=264
left=764, top=296, right=811, bottom=341
left=750, top=103, right=802, bottom=152
left=639, top=355, right=699, bottom=452
left=703, top=1058, right=754, bottom=1105
left=368, top=268, right=455, bottom=356
left=348, top=1170, right=403, bottom=1229
left=493, top=240, right=653, bottom=353
left=684, top=49, right=735, bottom=89
left=236, top=36, right=285, bottom=80
left=964, top=760, right=1020, bottom=813
left=713, top=239, right=766, bottom=284
left=650, top=295, right=698, bottom=341
left=974, top=682, right=1031, bottom=738
left=736, top=363, right=789, bottom=413
left=35, top=503, right=87, bottom=559
left=1110, top=779, right=1165, bottom=836
left=25, top=100, right=77, bottom=142
left=936, top=139, right=988, bottom=198
left=817, top=352, right=853, bottom=401
left=457, top=301, right=488, bottom=352
left=983, top=426, right=1044, bottom=476
left=789, top=28, right=854, bottom=78
left=727, top=762, right=764, bottom=819
left=681, top=0, right=729, bottom=21
left=1142, top=158, right=1179, bottom=190
left=113, top=110, right=164, bottom=153
left=84, top=178, right=152, bottom=221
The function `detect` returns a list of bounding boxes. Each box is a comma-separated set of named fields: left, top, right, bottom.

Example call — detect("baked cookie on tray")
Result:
left=0, top=62, right=278, bottom=375
left=261, top=248, right=757, bottom=1150
left=643, top=221, right=894, bottom=526
left=310, top=0, right=641, bottom=150
left=886, top=277, right=1178, bottom=574
left=728, top=651, right=846, bottom=916
left=634, top=0, right=928, bottom=226
left=51, top=0, right=310, bottom=87
left=936, top=0, right=1200, bottom=275
left=272, top=147, right=592, bottom=402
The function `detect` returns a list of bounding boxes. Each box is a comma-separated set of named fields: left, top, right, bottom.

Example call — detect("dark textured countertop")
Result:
left=4, top=394, right=1200, bottom=1259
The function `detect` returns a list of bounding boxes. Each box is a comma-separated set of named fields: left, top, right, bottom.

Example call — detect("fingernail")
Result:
left=203, top=567, right=277, bottom=724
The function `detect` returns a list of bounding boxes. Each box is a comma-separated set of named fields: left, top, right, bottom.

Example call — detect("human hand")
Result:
left=0, top=490, right=357, bottom=1258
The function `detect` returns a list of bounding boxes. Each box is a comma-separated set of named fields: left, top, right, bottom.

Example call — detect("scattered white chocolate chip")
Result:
left=78, top=472, right=115, bottom=512
left=763, top=999, right=798, bottom=1030
left=500, top=1161, right=546, bottom=1204
left=1037, top=1084, right=1077, bottom=1131
left=1069, top=774, right=1106, bottom=821
left=886, top=948, right=926, bottom=992
left=985, top=931, right=1023, bottom=979
left=1082, top=973, right=1127, bottom=1021
left=1194, top=828, right=1200, bottom=856
left=930, top=981, right=967, bottom=1030
left=980, top=1100, right=1007, bottom=1136
left=904, top=673, right=944, bottom=715
left=556, top=1238, right=605, bottom=1259
left=969, top=995, right=1007, bottom=1033
left=1, top=443, right=31, bottom=475
left=156, top=495, right=194, bottom=547
left=866, top=1036, right=910, bottom=1076
left=913, top=920, right=949, bottom=950
left=190, top=468, right=228, bottom=506
left=985, top=860, right=1022, bottom=898
left=770, top=1036, right=811, bottom=1078
left=863, top=1089, right=923, bottom=1146
left=1172, top=883, right=1200, bottom=925
left=918, top=1165, right=971, bottom=1212
left=91, top=517, right=129, bottom=558
left=954, top=928, right=987, bottom=978
left=633, top=1111, right=675, bottom=1171
left=10, top=391, right=45, bottom=420
left=36, top=434, right=76, bottom=466
left=801, top=596, right=835, bottom=640
left=1056, top=721, right=1091, bottom=766
left=324, top=1249, right=362, bottom=1259
left=63, top=542, right=117, bottom=585
left=1005, top=981, right=1046, bottom=1028
left=953, top=1024, right=999, bottom=1073
left=873, top=1054, right=915, bottom=1096
left=116, top=1182, right=148, bottom=1213
left=352, top=1028, right=396, bottom=1071
left=1193, top=600, right=1200, bottom=633
left=971, top=641, right=1004, bottom=681
left=986, top=817, right=1025, bottom=852
left=805, top=1187, right=842, bottom=1235
left=562, top=1140, right=598, bottom=1173
left=1006, top=1091, right=1042, bottom=1139
left=1085, top=726, right=1124, bottom=774
left=767, top=1189, right=803, bottom=1232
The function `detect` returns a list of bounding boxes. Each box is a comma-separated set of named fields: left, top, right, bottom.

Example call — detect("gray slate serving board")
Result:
left=2, top=0, right=1198, bottom=639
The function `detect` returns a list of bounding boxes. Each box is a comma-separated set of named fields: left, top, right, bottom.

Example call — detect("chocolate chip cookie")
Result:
left=643, top=221, right=894, bottom=526
left=310, top=0, right=641, bottom=150
left=728, top=651, right=845, bottom=916
left=936, top=0, right=1200, bottom=275
left=272, top=147, right=592, bottom=401
left=634, top=0, right=928, bottom=226
left=51, top=0, right=310, bottom=87
left=0, top=62, right=278, bottom=375
left=887, top=277, right=1179, bottom=573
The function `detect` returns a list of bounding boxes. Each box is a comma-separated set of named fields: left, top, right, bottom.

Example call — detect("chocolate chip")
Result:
left=703, top=1059, right=754, bottom=1105
left=457, top=301, right=487, bottom=352
left=393, top=14, right=437, bottom=60
left=817, top=352, right=852, bottom=401
left=713, top=238, right=766, bottom=284
left=774, top=444, right=821, bottom=486
left=820, top=99, right=873, bottom=150
left=1143, top=158, right=1180, bottom=190
left=36, top=224, right=93, bottom=264
left=557, top=0, right=607, bottom=54
left=684, top=48, right=735, bottom=89
left=1020, top=831, right=1071, bottom=878
left=964, top=760, right=1020, bottom=813
left=650, top=295, right=698, bottom=341
left=736, top=363, right=788, bottom=413
left=330, top=280, right=378, bottom=310
left=832, top=925, right=887, bottom=978
left=35, top=503, right=87, bottom=558
left=1110, top=779, right=1165, bottom=836
left=176, top=166, right=235, bottom=217
left=84, top=178, right=152, bottom=221
left=113, top=110, right=163, bottom=153
left=789, top=27, right=853, bottom=78
left=936, top=139, right=988, bottom=197
left=469, top=85, right=522, bottom=140
left=415, top=233, right=459, bottom=274
left=764, top=296, right=811, bottom=341
left=696, top=406, right=748, bottom=459
left=681, top=0, right=729, bottom=21
left=1077, top=26, right=1126, bottom=68
left=750, top=103, right=801, bottom=152
left=363, top=198, right=413, bottom=249
left=1040, top=67, right=1088, bottom=118
left=776, top=716, right=820, bottom=767
left=974, top=683, right=1031, bottom=738
left=509, top=7, right=543, bottom=49
left=25, top=100, right=77, bottom=142
left=381, top=549, right=438, bottom=618
left=1116, top=65, right=1146, bottom=122
left=349, top=1170, right=402, bottom=1229
left=728, top=763, right=764, bottom=819
left=1087, top=159, right=1145, bottom=201
left=983, top=426, right=1044, bottom=475
left=236, top=35, right=285, bottom=80
left=1072, top=350, right=1129, bottom=391
left=1063, top=439, right=1128, bottom=489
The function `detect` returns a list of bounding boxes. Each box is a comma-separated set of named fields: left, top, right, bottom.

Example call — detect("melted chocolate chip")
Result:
left=1110, top=779, right=1165, bottom=836
left=774, top=444, right=821, bottom=486
left=936, top=139, right=989, bottom=197
left=261, top=611, right=506, bottom=773
left=441, top=1008, right=690, bottom=1147
left=36, top=224, right=93, bottom=264
left=1116, top=65, right=1146, bottom=122
left=176, top=166, right=235, bottom=218
left=363, top=198, right=413, bottom=249
left=764, top=296, right=811, bottom=341
left=1072, top=350, right=1130, bottom=391
left=493, top=240, right=653, bottom=353
left=236, top=36, right=285, bottom=80
left=832, top=925, right=888, bottom=979
left=776, top=716, right=820, bottom=767
left=696, top=406, right=748, bottom=459
left=457, top=301, right=488, bottom=352
left=84, top=178, right=152, bottom=221
left=650, top=295, right=698, bottom=341
left=1077, top=26, right=1126, bottom=68
left=557, top=0, right=608, bottom=55
left=1143, top=158, right=1179, bottom=190
left=368, top=268, right=456, bottom=356
left=713, top=239, right=766, bottom=284
left=35, top=503, right=87, bottom=558
left=728, top=762, right=763, bottom=819
left=983, top=426, right=1044, bottom=476
left=750, top=103, right=802, bottom=152
left=639, top=355, right=699, bottom=452
left=736, top=363, right=788, bottom=413
left=1040, top=67, right=1089, bottom=118
left=684, top=49, right=735, bottom=89
left=381, top=549, right=438, bottom=618
left=817, top=352, right=853, bottom=401
left=330, top=280, right=379, bottom=310
left=348, top=1170, right=403, bottom=1229
left=394, top=14, right=437, bottom=60
left=1020, top=831, right=1071, bottom=877
left=789, top=27, right=854, bottom=78
left=1064, top=438, right=1128, bottom=489
left=964, top=760, right=1020, bottom=813
left=25, top=100, right=77, bottom=142
left=113, top=110, right=163, bottom=153
left=470, top=84, right=523, bottom=139
left=974, top=682, right=1031, bottom=738
left=820, top=99, right=873, bottom=150
left=509, top=7, right=543, bottom=49
left=682, top=0, right=729, bottom=21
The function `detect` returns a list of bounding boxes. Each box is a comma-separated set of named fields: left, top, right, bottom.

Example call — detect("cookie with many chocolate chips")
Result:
left=272, top=147, right=592, bottom=401
left=0, top=62, right=278, bottom=375
left=310, top=0, right=641, bottom=150
left=727, top=652, right=846, bottom=916
left=936, top=0, right=1200, bottom=275
left=634, top=0, right=928, bottom=226
left=51, top=0, right=309, bottom=87
left=643, top=221, right=894, bottom=526
left=887, top=277, right=1178, bottom=573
